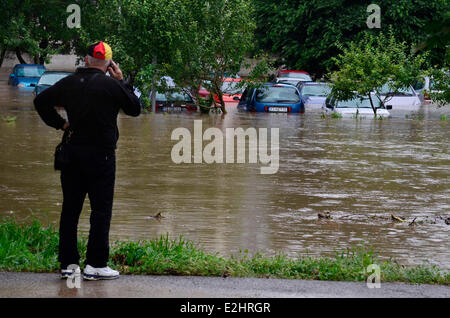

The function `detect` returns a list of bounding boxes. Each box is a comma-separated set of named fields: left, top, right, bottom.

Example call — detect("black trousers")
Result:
left=58, top=144, right=116, bottom=268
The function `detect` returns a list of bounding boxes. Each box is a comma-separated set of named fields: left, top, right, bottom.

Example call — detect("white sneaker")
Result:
left=61, top=265, right=80, bottom=279
left=83, top=265, right=120, bottom=280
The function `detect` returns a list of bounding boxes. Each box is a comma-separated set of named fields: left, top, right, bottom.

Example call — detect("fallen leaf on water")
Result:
left=391, top=214, right=406, bottom=223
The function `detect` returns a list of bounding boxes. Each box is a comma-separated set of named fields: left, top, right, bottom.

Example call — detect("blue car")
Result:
left=34, top=71, right=72, bottom=95
left=8, top=64, right=46, bottom=87
left=296, top=82, right=332, bottom=109
left=237, top=83, right=304, bottom=113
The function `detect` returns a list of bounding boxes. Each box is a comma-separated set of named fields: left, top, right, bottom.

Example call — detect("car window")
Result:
left=156, top=91, right=193, bottom=102
left=38, top=73, right=70, bottom=86
left=221, top=81, right=243, bottom=94
left=380, top=84, right=414, bottom=96
left=336, top=98, right=379, bottom=108
left=256, top=86, right=300, bottom=103
left=240, top=89, right=248, bottom=103
left=413, top=79, right=425, bottom=90
left=301, top=84, right=331, bottom=97
left=16, top=66, right=46, bottom=77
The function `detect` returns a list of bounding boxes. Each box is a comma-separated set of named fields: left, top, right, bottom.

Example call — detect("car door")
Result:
left=238, top=88, right=252, bottom=110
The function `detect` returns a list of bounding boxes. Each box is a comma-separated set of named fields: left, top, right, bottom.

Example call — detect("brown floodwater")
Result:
left=0, top=68, right=449, bottom=268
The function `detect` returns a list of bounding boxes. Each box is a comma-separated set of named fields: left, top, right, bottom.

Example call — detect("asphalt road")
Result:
left=0, top=272, right=448, bottom=298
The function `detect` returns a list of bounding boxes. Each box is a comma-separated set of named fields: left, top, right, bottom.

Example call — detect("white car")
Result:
left=323, top=95, right=391, bottom=118
left=378, top=85, right=421, bottom=111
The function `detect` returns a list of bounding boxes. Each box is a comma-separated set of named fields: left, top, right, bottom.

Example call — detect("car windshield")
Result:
left=38, top=73, right=70, bottom=86
left=279, top=72, right=311, bottom=80
left=380, top=84, right=414, bottom=96
left=16, top=66, right=45, bottom=77
left=221, top=81, right=242, bottom=94
left=256, top=86, right=300, bottom=103
left=156, top=91, right=193, bottom=102
left=336, top=98, right=379, bottom=108
left=302, top=84, right=331, bottom=97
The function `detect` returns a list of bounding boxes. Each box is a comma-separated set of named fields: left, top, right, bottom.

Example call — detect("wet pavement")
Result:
left=0, top=272, right=449, bottom=298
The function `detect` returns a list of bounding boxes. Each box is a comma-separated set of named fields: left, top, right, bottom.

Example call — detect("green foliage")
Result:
left=73, top=0, right=258, bottom=114
left=1, top=218, right=448, bottom=284
left=0, top=0, right=76, bottom=65
left=331, top=112, right=342, bottom=119
left=329, top=31, right=427, bottom=114
left=427, top=68, right=450, bottom=107
left=2, top=115, right=17, bottom=123
left=253, top=0, right=449, bottom=77
left=166, top=0, right=257, bottom=114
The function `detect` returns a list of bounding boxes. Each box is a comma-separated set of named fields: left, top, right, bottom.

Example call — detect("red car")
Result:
left=198, top=78, right=243, bottom=103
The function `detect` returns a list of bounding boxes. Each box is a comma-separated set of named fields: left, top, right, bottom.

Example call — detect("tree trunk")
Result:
left=151, top=56, right=157, bottom=113
left=38, top=39, right=49, bottom=65
left=213, top=77, right=227, bottom=114
left=15, top=50, right=27, bottom=64
left=368, top=93, right=377, bottom=116
left=0, top=46, right=7, bottom=68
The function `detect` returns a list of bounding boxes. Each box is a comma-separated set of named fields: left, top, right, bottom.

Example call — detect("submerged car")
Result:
left=140, top=89, right=197, bottom=112
left=198, top=78, right=244, bottom=103
left=215, top=78, right=243, bottom=103
left=34, top=71, right=72, bottom=95
left=297, top=82, right=332, bottom=109
left=237, top=83, right=304, bottom=113
left=276, top=70, right=312, bottom=82
left=8, top=64, right=46, bottom=87
left=276, top=78, right=305, bottom=86
left=379, top=84, right=421, bottom=111
left=323, top=95, right=391, bottom=118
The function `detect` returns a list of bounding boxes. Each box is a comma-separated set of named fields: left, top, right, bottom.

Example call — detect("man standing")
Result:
left=34, top=42, right=140, bottom=280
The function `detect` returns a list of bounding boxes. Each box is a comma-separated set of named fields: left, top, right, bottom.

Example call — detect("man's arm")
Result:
left=108, top=61, right=141, bottom=117
left=34, top=82, right=67, bottom=130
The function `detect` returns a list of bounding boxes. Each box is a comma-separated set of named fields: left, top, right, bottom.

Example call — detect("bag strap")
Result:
left=66, top=73, right=99, bottom=139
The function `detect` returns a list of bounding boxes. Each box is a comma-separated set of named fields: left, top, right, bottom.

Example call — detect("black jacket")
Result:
left=34, top=67, right=140, bottom=150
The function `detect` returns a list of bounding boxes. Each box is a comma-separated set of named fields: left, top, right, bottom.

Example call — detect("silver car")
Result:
left=323, top=95, right=391, bottom=118
left=378, top=84, right=421, bottom=111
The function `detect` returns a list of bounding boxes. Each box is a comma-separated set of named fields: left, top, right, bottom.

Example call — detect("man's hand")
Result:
left=108, top=61, right=123, bottom=81
left=63, top=122, right=70, bottom=130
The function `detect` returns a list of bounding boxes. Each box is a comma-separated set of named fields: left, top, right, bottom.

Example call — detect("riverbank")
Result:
left=1, top=218, right=448, bottom=285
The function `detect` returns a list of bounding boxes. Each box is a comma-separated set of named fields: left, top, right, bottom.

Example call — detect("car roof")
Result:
left=262, top=82, right=300, bottom=88
left=15, top=64, right=46, bottom=68
left=279, top=70, right=309, bottom=74
left=301, top=81, right=330, bottom=86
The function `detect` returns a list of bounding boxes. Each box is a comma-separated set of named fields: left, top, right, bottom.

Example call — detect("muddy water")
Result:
left=0, top=69, right=449, bottom=268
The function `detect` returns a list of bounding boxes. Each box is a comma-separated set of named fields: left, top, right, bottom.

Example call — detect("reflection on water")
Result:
left=0, top=68, right=449, bottom=268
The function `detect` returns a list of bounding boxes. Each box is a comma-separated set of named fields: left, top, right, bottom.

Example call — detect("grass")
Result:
left=331, top=112, right=343, bottom=118
left=2, top=115, right=17, bottom=123
left=0, top=218, right=449, bottom=285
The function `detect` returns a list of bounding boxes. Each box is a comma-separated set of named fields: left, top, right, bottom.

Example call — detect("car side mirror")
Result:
left=386, top=105, right=392, bottom=110
left=233, top=96, right=240, bottom=101
left=326, top=103, right=333, bottom=109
